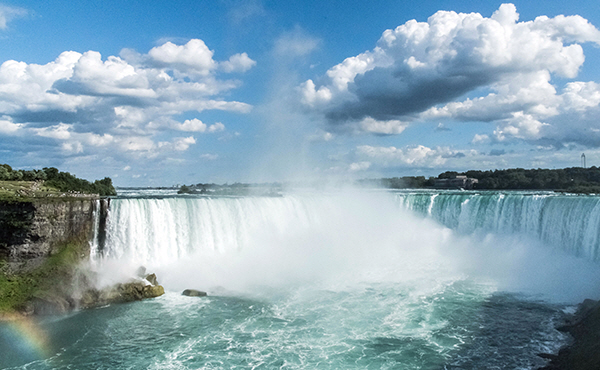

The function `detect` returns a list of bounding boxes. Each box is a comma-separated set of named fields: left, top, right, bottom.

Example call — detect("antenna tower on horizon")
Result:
left=582, top=153, right=586, bottom=168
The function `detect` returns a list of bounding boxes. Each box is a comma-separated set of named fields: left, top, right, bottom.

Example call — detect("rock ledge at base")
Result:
left=80, top=279, right=165, bottom=309
left=538, top=299, right=600, bottom=370
left=29, top=271, right=166, bottom=315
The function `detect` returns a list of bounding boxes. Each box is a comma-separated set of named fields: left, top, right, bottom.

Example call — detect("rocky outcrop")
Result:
left=182, top=289, right=207, bottom=297
left=0, top=197, right=165, bottom=319
left=538, top=299, right=600, bottom=370
left=79, top=275, right=165, bottom=309
left=28, top=271, right=165, bottom=315
left=0, top=199, right=97, bottom=272
left=0, top=197, right=166, bottom=318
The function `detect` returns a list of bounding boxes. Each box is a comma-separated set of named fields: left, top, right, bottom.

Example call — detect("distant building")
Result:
left=434, top=175, right=479, bottom=189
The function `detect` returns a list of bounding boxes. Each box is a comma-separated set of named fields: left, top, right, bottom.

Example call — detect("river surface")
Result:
left=3, top=189, right=600, bottom=369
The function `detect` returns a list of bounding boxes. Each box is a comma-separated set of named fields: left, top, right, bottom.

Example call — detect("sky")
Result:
left=1, top=1, right=600, bottom=186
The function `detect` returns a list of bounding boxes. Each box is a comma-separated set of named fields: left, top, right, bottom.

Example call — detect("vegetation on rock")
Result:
left=0, top=164, right=116, bottom=198
left=0, top=240, right=86, bottom=315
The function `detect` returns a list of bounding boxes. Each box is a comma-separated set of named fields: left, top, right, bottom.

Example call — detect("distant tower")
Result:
left=582, top=153, right=586, bottom=168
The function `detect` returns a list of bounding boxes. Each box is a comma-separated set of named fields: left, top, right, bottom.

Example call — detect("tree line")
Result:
left=361, top=167, right=600, bottom=193
left=438, top=167, right=600, bottom=192
left=0, top=164, right=116, bottom=196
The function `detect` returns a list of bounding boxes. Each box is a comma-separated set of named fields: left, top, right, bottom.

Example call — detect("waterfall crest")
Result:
left=99, top=191, right=600, bottom=266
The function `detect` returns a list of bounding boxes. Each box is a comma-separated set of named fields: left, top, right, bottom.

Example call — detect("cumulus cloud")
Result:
left=171, top=118, right=226, bottom=133
left=207, top=122, right=225, bottom=133
left=357, top=145, right=476, bottom=167
left=34, top=123, right=71, bottom=140
left=221, top=53, right=257, bottom=73
left=0, top=117, right=22, bottom=134
left=0, top=39, right=254, bottom=161
left=148, top=39, right=217, bottom=76
left=472, top=134, right=490, bottom=144
left=493, top=112, right=549, bottom=141
left=359, top=117, right=408, bottom=135
left=163, top=136, right=196, bottom=152
left=301, top=3, right=600, bottom=144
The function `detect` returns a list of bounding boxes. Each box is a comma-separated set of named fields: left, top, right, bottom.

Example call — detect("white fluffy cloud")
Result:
left=148, top=39, right=217, bottom=75
left=359, top=117, right=408, bottom=135
left=0, top=116, right=21, bottom=134
left=171, top=118, right=225, bottom=133
left=357, top=145, right=476, bottom=167
left=221, top=53, right=257, bottom=73
left=301, top=4, right=600, bottom=145
left=0, top=39, right=255, bottom=159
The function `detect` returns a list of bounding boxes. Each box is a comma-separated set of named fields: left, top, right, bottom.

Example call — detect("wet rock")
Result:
left=79, top=272, right=165, bottom=309
left=538, top=299, right=600, bottom=370
left=31, top=291, right=74, bottom=315
left=144, top=284, right=165, bottom=297
left=182, top=289, right=207, bottom=297
left=145, top=273, right=158, bottom=286
left=0, top=199, right=95, bottom=272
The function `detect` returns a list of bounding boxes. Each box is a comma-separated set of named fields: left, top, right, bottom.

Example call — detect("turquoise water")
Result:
left=0, top=285, right=566, bottom=369
left=2, top=189, right=599, bottom=369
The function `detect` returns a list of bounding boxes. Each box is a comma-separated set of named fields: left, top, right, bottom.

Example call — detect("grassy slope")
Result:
left=0, top=180, right=98, bottom=203
left=0, top=181, right=60, bottom=197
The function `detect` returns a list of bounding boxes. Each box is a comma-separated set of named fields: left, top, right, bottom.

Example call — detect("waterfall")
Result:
left=396, top=191, right=600, bottom=261
left=98, top=191, right=600, bottom=265
left=92, top=190, right=600, bottom=301
left=102, top=195, right=323, bottom=266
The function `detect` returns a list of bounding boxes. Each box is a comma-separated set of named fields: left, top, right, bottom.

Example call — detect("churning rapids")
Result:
left=3, top=189, right=600, bottom=369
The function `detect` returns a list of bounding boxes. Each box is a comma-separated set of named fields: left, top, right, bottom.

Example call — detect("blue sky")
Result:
left=1, top=1, right=600, bottom=186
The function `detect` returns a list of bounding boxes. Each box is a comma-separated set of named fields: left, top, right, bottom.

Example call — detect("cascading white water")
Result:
left=99, top=191, right=462, bottom=292
left=94, top=189, right=600, bottom=302
left=103, top=195, right=322, bottom=264
left=396, top=190, right=600, bottom=261
left=89, top=199, right=102, bottom=262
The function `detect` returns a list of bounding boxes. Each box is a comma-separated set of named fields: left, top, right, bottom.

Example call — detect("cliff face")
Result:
left=0, top=198, right=165, bottom=318
left=0, top=199, right=97, bottom=272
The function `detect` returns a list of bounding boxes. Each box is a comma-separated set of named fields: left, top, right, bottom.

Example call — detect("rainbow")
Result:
left=0, top=316, right=51, bottom=367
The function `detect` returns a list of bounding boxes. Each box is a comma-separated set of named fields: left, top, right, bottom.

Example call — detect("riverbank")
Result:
left=538, top=299, right=600, bottom=369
